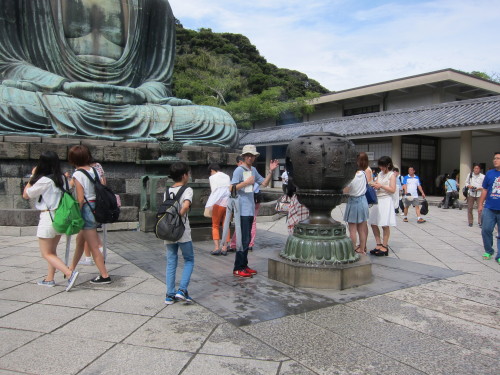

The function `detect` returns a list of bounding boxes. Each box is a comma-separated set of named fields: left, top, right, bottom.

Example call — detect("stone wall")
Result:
left=0, top=135, right=241, bottom=225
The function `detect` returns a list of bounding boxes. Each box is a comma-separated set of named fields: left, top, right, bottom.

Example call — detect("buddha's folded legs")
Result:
left=171, top=105, right=238, bottom=148
left=0, top=85, right=238, bottom=147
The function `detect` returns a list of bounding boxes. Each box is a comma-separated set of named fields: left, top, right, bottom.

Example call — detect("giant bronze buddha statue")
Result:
left=0, top=0, right=238, bottom=147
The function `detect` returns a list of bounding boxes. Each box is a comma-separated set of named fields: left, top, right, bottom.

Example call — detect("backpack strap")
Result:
left=77, top=168, right=97, bottom=185
left=76, top=168, right=97, bottom=211
left=170, top=185, right=188, bottom=202
left=167, top=185, right=189, bottom=221
left=38, top=174, right=65, bottom=222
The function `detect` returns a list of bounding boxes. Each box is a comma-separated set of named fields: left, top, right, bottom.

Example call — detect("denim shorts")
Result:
left=82, top=202, right=98, bottom=230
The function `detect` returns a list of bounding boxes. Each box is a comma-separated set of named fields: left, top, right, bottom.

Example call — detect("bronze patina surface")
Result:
left=283, top=132, right=358, bottom=264
left=0, top=0, right=238, bottom=147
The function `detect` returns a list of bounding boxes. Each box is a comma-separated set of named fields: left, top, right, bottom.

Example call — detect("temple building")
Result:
left=239, top=69, right=500, bottom=194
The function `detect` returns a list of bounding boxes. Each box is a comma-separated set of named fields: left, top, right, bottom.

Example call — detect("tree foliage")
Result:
left=469, top=71, right=500, bottom=83
left=173, top=24, right=329, bottom=128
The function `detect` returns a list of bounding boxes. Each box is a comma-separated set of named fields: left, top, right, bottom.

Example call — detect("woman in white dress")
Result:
left=368, top=156, right=397, bottom=256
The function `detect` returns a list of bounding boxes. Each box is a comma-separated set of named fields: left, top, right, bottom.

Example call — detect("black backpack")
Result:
left=155, top=186, right=188, bottom=242
left=77, top=168, right=120, bottom=224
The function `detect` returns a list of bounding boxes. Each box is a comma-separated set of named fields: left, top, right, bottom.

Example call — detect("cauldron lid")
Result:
left=298, top=131, right=343, bottom=138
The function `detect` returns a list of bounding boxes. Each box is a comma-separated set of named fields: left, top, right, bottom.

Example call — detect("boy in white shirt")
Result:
left=164, top=162, right=194, bottom=305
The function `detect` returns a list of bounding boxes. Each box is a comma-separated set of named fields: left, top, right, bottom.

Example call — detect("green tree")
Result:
left=174, top=50, right=244, bottom=106
left=225, top=87, right=319, bottom=129
left=469, top=71, right=500, bottom=83
left=173, top=24, right=328, bottom=128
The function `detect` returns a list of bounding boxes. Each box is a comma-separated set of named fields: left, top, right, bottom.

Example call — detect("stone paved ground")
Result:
left=0, top=201, right=498, bottom=374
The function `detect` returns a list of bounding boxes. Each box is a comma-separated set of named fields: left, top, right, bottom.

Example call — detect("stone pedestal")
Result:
left=268, top=252, right=372, bottom=290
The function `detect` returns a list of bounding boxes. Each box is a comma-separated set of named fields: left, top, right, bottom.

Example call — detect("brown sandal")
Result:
left=354, top=245, right=366, bottom=255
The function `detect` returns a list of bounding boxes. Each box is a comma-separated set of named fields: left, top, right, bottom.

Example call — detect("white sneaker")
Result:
left=78, top=257, right=94, bottom=266
left=399, top=212, right=405, bottom=216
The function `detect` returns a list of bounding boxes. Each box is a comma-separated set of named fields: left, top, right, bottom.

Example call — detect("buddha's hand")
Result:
left=155, top=97, right=193, bottom=106
left=2, top=79, right=61, bottom=92
left=62, top=82, right=146, bottom=105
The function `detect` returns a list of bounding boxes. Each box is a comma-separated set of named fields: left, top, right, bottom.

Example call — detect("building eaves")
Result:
left=313, top=69, right=500, bottom=105
left=239, top=96, right=500, bottom=146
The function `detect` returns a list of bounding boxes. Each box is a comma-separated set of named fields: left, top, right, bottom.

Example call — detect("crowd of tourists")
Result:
left=25, top=143, right=500, bottom=305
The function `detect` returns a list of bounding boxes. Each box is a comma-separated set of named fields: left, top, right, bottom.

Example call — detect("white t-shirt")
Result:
left=347, top=171, right=367, bottom=197
left=73, top=168, right=98, bottom=201
left=403, top=175, right=421, bottom=197
left=26, top=176, right=63, bottom=211
left=164, top=185, right=194, bottom=244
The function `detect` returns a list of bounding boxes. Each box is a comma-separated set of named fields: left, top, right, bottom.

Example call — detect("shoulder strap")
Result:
left=91, top=167, right=102, bottom=185
left=77, top=168, right=96, bottom=184
left=174, top=185, right=188, bottom=202
left=59, top=175, right=70, bottom=193
left=168, top=185, right=188, bottom=202
left=76, top=168, right=96, bottom=211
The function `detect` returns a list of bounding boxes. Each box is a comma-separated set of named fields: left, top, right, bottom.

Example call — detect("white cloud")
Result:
left=169, top=0, right=500, bottom=91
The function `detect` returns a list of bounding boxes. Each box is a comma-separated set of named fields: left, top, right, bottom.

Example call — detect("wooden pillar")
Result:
left=392, top=136, right=402, bottom=170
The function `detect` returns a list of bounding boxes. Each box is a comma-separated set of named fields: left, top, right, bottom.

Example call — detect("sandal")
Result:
left=369, top=244, right=383, bottom=255
left=373, top=245, right=389, bottom=257
left=210, top=250, right=222, bottom=256
left=354, top=245, right=366, bottom=255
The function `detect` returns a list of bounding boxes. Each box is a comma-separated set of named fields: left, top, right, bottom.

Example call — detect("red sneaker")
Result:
left=245, top=267, right=257, bottom=275
left=233, top=269, right=253, bottom=278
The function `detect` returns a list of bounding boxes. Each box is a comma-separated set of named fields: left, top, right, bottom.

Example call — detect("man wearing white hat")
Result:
left=231, top=145, right=279, bottom=277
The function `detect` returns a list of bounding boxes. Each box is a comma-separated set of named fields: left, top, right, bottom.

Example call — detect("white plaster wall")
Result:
left=308, top=105, right=342, bottom=121
left=387, top=92, right=435, bottom=111
left=440, top=135, right=500, bottom=174
left=472, top=135, right=500, bottom=170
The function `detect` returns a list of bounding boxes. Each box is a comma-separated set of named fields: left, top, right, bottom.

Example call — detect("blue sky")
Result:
left=169, top=0, right=499, bottom=92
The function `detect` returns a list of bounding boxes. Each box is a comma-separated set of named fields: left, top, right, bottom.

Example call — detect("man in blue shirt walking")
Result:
left=443, top=174, right=459, bottom=209
left=478, top=152, right=500, bottom=263
left=231, top=145, right=279, bottom=278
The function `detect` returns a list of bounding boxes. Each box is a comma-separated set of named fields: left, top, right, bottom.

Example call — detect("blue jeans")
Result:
left=481, top=208, right=500, bottom=260
left=166, top=241, right=194, bottom=297
left=234, top=216, right=253, bottom=271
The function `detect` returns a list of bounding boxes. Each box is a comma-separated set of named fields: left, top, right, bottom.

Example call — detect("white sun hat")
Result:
left=240, top=144, right=260, bottom=157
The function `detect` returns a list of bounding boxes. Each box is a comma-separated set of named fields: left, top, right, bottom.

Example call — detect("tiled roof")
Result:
left=239, top=96, right=500, bottom=146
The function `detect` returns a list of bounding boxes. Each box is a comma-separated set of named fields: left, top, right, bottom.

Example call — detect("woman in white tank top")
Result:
left=343, top=153, right=370, bottom=254
left=68, top=145, right=111, bottom=285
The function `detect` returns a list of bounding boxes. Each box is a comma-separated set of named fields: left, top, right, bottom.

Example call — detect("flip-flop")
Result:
left=210, top=250, right=222, bottom=256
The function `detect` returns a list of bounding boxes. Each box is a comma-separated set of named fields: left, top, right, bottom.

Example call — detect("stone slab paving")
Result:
left=0, top=202, right=498, bottom=374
